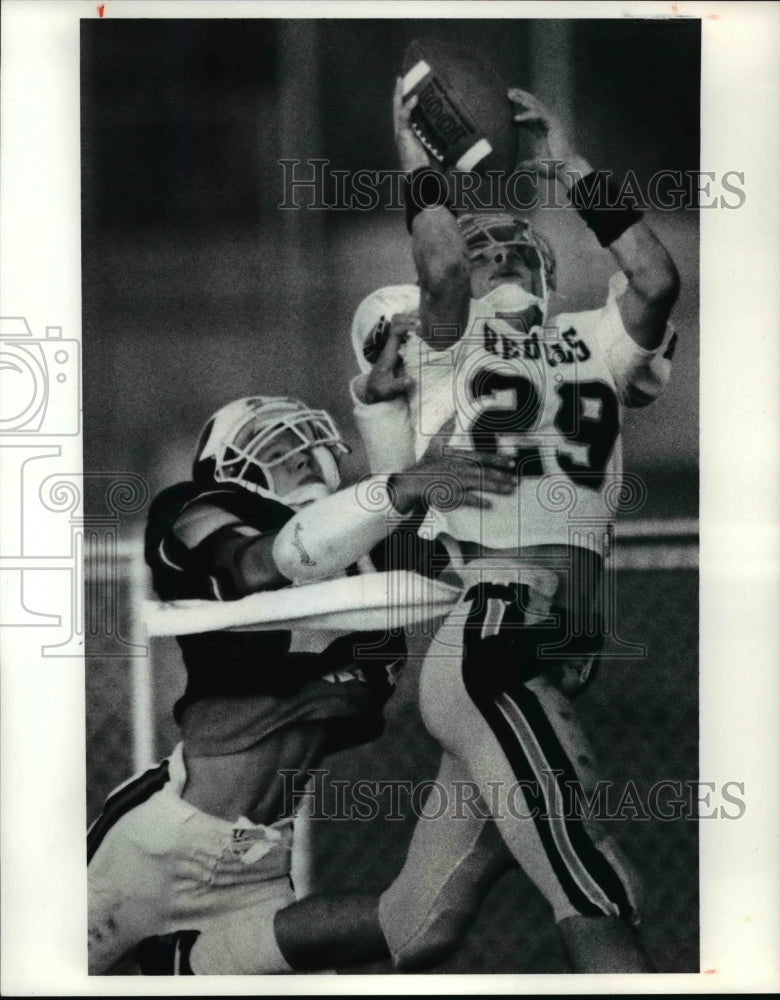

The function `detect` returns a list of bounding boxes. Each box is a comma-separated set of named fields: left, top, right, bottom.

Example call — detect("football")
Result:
left=401, top=38, right=533, bottom=175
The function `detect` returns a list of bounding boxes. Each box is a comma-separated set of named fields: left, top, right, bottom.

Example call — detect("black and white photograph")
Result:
left=1, top=1, right=778, bottom=994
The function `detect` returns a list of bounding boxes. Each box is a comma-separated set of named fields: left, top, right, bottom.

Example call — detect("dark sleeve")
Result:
left=145, top=484, right=295, bottom=601
left=367, top=510, right=452, bottom=579
left=189, top=525, right=290, bottom=601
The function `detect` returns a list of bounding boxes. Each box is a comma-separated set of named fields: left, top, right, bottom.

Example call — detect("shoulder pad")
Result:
left=145, top=482, right=201, bottom=555
left=145, top=482, right=293, bottom=560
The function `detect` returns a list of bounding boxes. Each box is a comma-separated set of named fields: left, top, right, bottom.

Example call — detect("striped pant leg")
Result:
left=419, top=587, right=641, bottom=927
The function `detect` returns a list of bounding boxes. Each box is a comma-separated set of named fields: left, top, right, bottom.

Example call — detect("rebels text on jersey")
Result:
left=351, top=275, right=675, bottom=552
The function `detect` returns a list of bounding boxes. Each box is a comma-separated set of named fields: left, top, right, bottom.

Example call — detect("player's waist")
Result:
left=426, top=489, right=614, bottom=553
left=458, top=540, right=595, bottom=564
left=455, top=542, right=603, bottom=599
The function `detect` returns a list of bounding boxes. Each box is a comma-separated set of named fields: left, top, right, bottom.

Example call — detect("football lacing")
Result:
left=411, top=121, right=445, bottom=163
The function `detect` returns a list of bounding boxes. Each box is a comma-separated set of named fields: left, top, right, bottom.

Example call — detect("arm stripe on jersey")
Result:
left=158, top=537, right=183, bottom=571
left=87, top=760, right=170, bottom=863
left=460, top=591, right=635, bottom=923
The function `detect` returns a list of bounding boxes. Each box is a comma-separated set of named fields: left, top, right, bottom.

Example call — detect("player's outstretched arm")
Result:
left=594, top=221, right=680, bottom=350
left=272, top=443, right=516, bottom=583
left=509, top=89, right=680, bottom=350
left=393, top=78, right=470, bottom=347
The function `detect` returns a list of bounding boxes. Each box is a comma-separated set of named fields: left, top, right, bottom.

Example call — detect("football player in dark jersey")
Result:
left=87, top=394, right=516, bottom=975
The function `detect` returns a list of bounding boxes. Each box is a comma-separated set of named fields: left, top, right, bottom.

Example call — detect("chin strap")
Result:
left=283, top=482, right=333, bottom=510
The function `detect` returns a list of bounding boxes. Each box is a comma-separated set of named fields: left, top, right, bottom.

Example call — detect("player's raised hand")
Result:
left=363, top=313, right=417, bottom=404
left=393, top=77, right=432, bottom=173
left=507, top=88, right=592, bottom=184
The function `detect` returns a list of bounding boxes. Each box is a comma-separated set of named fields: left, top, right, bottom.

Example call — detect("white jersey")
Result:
left=351, top=275, right=675, bottom=552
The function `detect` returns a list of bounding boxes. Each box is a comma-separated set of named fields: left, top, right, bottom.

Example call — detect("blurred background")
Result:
left=82, top=17, right=700, bottom=975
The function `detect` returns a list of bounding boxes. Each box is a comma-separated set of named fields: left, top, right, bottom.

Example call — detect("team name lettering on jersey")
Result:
left=484, top=324, right=591, bottom=368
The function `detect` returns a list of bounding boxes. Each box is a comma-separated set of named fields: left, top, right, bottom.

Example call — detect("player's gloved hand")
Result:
left=389, top=420, right=517, bottom=513
left=507, top=88, right=593, bottom=186
left=393, top=77, right=434, bottom=173
left=363, top=314, right=418, bottom=403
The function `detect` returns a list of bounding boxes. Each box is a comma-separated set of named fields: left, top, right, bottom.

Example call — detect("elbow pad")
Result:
left=601, top=272, right=676, bottom=407
left=350, top=375, right=416, bottom=473
left=272, top=475, right=401, bottom=584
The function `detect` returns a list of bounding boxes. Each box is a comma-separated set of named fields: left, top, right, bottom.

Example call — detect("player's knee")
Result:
left=88, top=891, right=149, bottom=975
left=189, top=907, right=294, bottom=975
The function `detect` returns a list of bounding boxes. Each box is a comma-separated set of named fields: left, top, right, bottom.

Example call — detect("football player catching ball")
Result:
left=346, top=80, right=680, bottom=972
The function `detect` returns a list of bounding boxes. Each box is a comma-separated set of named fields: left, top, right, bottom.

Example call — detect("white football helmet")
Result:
left=193, top=396, right=350, bottom=507
left=458, top=212, right=557, bottom=302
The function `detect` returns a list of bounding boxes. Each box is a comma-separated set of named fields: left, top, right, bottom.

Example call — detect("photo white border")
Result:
left=1, top=1, right=778, bottom=994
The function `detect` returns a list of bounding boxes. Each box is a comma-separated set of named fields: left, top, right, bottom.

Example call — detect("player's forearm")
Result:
left=412, top=205, right=469, bottom=294
left=511, top=89, right=679, bottom=320
left=396, top=77, right=462, bottom=283
left=604, top=221, right=680, bottom=313
left=556, top=153, right=595, bottom=190
left=350, top=374, right=417, bottom=473
left=411, top=206, right=471, bottom=345
left=412, top=205, right=469, bottom=301
left=561, top=159, right=680, bottom=349
left=271, top=476, right=411, bottom=583
left=193, top=530, right=291, bottom=598
left=558, top=154, right=678, bottom=294
left=237, top=535, right=291, bottom=593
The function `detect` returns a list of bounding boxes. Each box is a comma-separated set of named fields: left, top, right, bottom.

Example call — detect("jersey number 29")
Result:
left=468, top=373, right=619, bottom=490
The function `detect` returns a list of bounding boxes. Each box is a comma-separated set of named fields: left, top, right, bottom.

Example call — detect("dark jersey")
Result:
left=145, top=481, right=437, bottom=756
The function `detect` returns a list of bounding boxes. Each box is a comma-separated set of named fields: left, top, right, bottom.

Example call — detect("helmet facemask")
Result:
left=459, top=213, right=556, bottom=320
left=194, top=397, right=349, bottom=508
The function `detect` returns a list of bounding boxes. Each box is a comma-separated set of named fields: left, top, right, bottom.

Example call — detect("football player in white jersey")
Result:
left=342, top=81, right=680, bottom=972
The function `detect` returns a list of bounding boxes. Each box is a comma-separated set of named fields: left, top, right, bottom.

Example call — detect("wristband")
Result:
left=404, top=167, right=453, bottom=233
left=570, top=172, right=644, bottom=247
